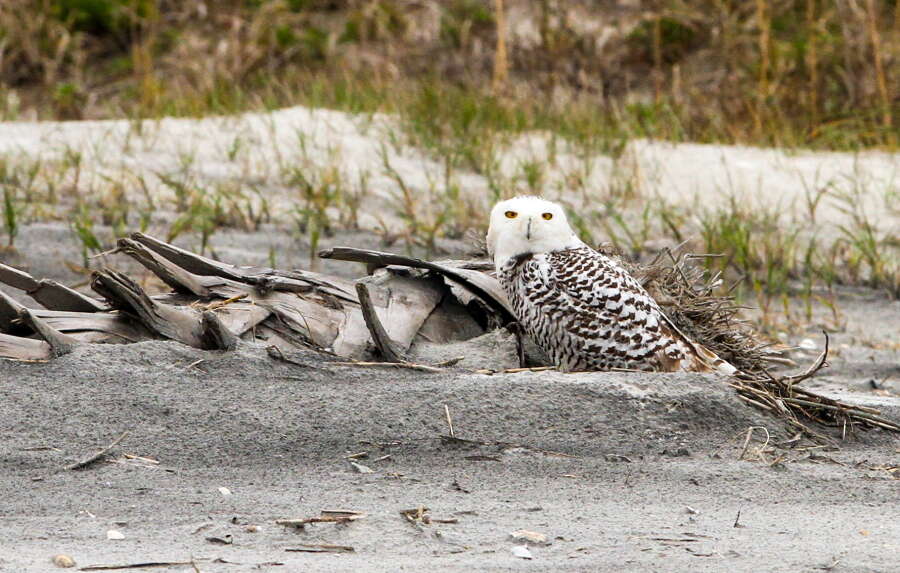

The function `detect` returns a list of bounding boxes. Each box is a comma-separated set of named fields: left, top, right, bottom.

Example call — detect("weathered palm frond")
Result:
left=0, top=235, right=896, bottom=437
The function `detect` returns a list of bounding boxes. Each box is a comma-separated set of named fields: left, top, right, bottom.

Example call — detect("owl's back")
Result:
left=499, top=245, right=733, bottom=373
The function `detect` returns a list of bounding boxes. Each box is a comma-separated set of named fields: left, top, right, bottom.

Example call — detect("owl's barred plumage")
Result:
left=488, top=196, right=736, bottom=375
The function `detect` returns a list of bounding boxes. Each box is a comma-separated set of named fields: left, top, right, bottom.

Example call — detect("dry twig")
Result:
left=65, top=431, right=129, bottom=471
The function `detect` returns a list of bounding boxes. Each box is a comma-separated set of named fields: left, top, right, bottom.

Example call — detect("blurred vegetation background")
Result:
left=0, top=0, right=896, bottom=148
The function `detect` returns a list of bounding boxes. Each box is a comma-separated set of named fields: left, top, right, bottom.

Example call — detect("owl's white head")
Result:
left=486, top=196, right=583, bottom=271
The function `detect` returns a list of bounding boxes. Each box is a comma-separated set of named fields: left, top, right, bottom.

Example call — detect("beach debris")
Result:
left=400, top=506, right=430, bottom=525
left=276, top=510, right=366, bottom=529
left=106, top=530, right=125, bottom=540
left=511, top=545, right=533, bottom=559
left=1, top=235, right=898, bottom=438
left=450, top=480, right=471, bottom=493
left=465, top=455, right=501, bottom=462
left=122, top=453, right=159, bottom=465
left=51, top=554, right=76, bottom=568
left=349, top=461, right=374, bottom=474
left=191, top=523, right=213, bottom=535
left=444, top=404, right=455, bottom=437
left=65, top=432, right=129, bottom=471
left=398, top=506, right=458, bottom=526
left=510, top=530, right=550, bottom=545
left=286, top=544, right=355, bottom=553
left=80, top=562, right=197, bottom=571
left=205, top=534, right=233, bottom=545
left=217, top=486, right=232, bottom=496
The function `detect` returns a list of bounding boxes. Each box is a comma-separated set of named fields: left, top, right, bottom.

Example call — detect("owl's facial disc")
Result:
left=486, top=196, right=582, bottom=271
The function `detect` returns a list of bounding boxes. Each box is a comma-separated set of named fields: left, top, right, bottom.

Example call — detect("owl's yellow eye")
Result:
left=542, top=212, right=553, bottom=220
left=505, top=210, right=518, bottom=219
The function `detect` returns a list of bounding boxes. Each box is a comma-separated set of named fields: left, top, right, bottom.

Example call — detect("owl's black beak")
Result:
left=526, top=217, right=532, bottom=240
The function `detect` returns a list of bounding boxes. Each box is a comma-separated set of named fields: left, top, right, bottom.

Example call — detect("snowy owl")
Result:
left=487, top=196, right=736, bottom=374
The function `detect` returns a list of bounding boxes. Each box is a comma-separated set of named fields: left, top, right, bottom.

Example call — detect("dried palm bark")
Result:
left=0, top=234, right=499, bottom=362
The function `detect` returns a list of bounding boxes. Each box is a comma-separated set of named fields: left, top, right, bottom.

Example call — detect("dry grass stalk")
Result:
left=492, top=0, right=508, bottom=95
left=633, top=248, right=900, bottom=437
left=864, top=0, right=893, bottom=132
left=286, top=544, right=355, bottom=553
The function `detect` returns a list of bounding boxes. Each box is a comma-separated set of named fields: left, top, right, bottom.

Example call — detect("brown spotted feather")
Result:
left=499, top=245, right=735, bottom=374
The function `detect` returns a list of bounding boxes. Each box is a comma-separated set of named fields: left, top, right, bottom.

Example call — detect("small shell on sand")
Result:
left=52, top=554, right=76, bottom=568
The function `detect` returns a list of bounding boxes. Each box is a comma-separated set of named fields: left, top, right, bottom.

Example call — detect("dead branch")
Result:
left=65, top=431, right=129, bottom=471
left=355, top=278, right=405, bottom=362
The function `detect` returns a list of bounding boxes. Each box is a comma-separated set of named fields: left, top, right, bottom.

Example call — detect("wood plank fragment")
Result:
left=200, top=310, right=238, bottom=350
left=17, top=308, right=77, bottom=357
left=31, top=279, right=107, bottom=313
left=318, top=247, right=515, bottom=323
left=91, top=270, right=205, bottom=347
left=0, top=263, right=105, bottom=312
left=0, top=288, right=26, bottom=332
left=132, top=232, right=360, bottom=304
left=0, top=332, right=51, bottom=360
left=355, top=278, right=405, bottom=362
left=80, top=561, right=196, bottom=571
left=130, top=232, right=260, bottom=282
left=0, top=262, right=40, bottom=291
left=27, top=309, right=153, bottom=342
left=209, top=303, right=270, bottom=337
left=116, top=238, right=213, bottom=297
left=276, top=510, right=366, bottom=528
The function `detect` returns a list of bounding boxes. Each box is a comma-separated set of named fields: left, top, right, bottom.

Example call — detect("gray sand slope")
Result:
left=2, top=339, right=899, bottom=572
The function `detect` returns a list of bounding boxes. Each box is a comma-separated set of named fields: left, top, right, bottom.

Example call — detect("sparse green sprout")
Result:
left=2, top=186, right=18, bottom=248
left=518, top=159, right=544, bottom=193
left=227, top=136, right=243, bottom=162
left=71, top=207, right=103, bottom=267
left=167, top=187, right=224, bottom=256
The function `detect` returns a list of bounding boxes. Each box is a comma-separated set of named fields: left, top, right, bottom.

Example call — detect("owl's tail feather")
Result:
left=688, top=341, right=739, bottom=376
left=658, top=311, right=739, bottom=376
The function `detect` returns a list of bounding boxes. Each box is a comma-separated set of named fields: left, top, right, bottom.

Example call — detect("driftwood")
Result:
left=17, top=308, right=78, bottom=358
left=65, top=431, right=130, bottom=470
left=318, top=247, right=515, bottom=324
left=0, top=262, right=106, bottom=312
left=0, top=234, right=496, bottom=361
left=0, top=234, right=898, bottom=437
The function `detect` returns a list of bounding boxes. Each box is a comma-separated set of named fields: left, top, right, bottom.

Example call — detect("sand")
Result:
left=3, top=339, right=899, bottom=573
